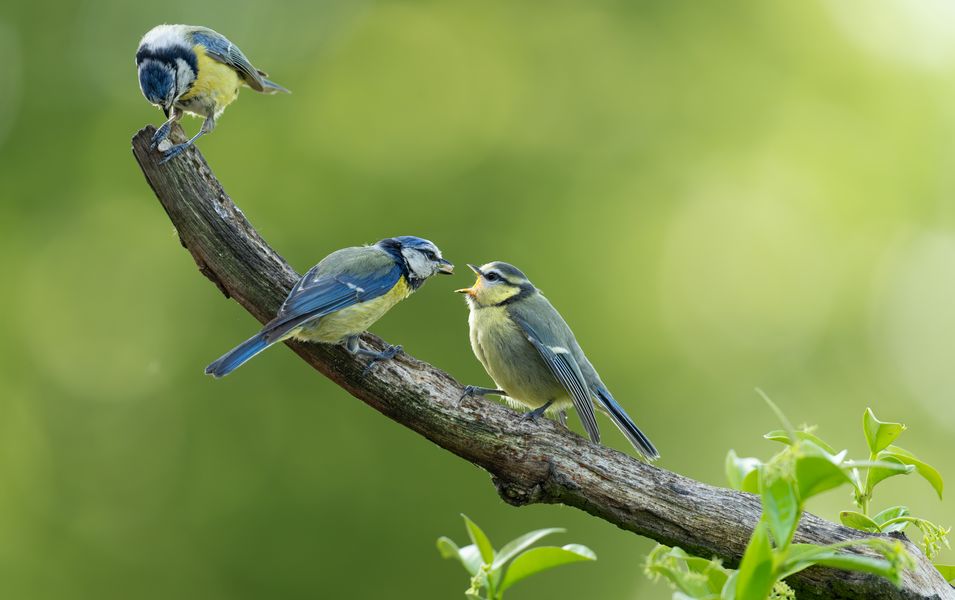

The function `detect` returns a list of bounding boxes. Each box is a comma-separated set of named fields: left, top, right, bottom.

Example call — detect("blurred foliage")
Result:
left=1, top=0, right=955, bottom=598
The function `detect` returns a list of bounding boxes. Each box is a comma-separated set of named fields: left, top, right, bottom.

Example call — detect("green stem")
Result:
left=859, top=451, right=877, bottom=516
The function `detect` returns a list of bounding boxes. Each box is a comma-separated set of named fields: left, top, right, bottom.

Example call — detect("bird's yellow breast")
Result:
left=179, top=45, right=241, bottom=110
left=292, top=277, right=413, bottom=344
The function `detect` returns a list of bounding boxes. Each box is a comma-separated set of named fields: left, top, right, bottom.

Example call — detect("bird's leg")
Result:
left=150, top=109, right=182, bottom=149
left=521, top=400, right=555, bottom=422
left=160, top=116, right=215, bottom=164
left=459, top=385, right=506, bottom=404
left=557, top=410, right=569, bottom=428
left=343, top=335, right=403, bottom=375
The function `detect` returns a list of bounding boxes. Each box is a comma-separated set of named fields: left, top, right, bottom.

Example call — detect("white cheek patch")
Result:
left=402, top=249, right=431, bottom=279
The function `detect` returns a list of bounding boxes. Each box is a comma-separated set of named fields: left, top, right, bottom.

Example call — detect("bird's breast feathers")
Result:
left=292, top=276, right=412, bottom=344
left=468, top=306, right=566, bottom=409
left=178, top=45, right=241, bottom=114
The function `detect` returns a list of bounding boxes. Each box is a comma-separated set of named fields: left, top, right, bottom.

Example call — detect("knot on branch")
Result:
left=492, top=474, right=549, bottom=506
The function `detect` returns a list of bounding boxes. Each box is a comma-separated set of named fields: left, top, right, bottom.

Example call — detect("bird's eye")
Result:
left=485, top=272, right=500, bottom=282
left=424, top=250, right=437, bottom=260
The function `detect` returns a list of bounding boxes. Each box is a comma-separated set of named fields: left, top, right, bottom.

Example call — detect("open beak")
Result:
left=437, top=259, right=454, bottom=275
left=455, top=264, right=482, bottom=295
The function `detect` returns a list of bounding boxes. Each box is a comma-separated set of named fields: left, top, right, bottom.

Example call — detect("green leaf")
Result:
left=863, top=408, right=906, bottom=454
left=462, top=515, right=495, bottom=564
left=779, top=543, right=895, bottom=582
left=499, top=544, right=595, bottom=592
left=883, top=445, right=944, bottom=499
left=873, top=506, right=910, bottom=532
left=735, top=522, right=775, bottom=600
left=437, top=537, right=484, bottom=576
left=935, top=564, right=955, bottom=583
left=764, top=429, right=836, bottom=454
left=726, top=450, right=761, bottom=494
left=839, top=511, right=881, bottom=532
left=810, top=552, right=897, bottom=580
left=760, top=473, right=800, bottom=548
left=720, top=571, right=738, bottom=600
left=644, top=545, right=729, bottom=596
left=491, top=528, right=565, bottom=570
left=864, top=455, right=915, bottom=491
left=795, top=442, right=852, bottom=500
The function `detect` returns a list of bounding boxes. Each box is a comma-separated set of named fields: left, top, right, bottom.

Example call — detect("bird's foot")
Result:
left=458, top=386, right=505, bottom=405
left=521, top=401, right=554, bottom=423
left=150, top=123, right=172, bottom=150
left=159, top=143, right=191, bottom=164
left=361, top=344, right=403, bottom=376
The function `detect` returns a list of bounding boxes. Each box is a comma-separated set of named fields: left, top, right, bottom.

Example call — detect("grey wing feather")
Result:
left=509, top=307, right=601, bottom=443
left=189, top=28, right=266, bottom=91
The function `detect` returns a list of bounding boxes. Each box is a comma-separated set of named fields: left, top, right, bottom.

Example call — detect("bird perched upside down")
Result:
left=457, top=262, right=659, bottom=460
left=206, top=237, right=453, bottom=377
left=136, top=24, right=290, bottom=163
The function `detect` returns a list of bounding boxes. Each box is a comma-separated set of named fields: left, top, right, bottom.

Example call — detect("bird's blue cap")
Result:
left=390, top=236, right=435, bottom=249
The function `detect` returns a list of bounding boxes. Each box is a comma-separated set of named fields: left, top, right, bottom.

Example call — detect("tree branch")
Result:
left=132, top=126, right=953, bottom=600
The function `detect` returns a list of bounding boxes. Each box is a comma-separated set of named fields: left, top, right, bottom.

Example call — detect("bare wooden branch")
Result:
left=132, top=126, right=953, bottom=600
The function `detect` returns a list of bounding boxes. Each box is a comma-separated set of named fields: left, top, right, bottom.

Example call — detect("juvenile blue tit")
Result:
left=136, top=24, right=290, bottom=163
left=456, top=262, right=659, bottom=460
left=206, top=236, right=453, bottom=377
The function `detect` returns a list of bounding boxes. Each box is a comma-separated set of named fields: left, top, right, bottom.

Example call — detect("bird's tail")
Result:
left=260, top=77, right=290, bottom=94
left=205, top=331, right=273, bottom=378
left=593, top=386, right=659, bottom=460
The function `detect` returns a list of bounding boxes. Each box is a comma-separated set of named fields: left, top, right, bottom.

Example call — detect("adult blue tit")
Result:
left=456, top=262, right=659, bottom=460
left=206, top=236, right=453, bottom=378
left=136, top=24, right=290, bottom=163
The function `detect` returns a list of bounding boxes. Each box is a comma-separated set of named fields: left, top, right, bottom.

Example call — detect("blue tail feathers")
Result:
left=261, top=78, right=290, bottom=94
left=205, top=332, right=271, bottom=378
left=593, top=386, right=659, bottom=460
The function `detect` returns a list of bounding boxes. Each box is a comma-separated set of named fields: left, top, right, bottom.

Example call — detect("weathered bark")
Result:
left=132, top=126, right=954, bottom=600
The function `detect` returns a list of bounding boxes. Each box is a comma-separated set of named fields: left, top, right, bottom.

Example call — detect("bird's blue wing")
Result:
left=508, top=312, right=601, bottom=444
left=263, top=256, right=402, bottom=342
left=189, top=28, right=266, bottom=91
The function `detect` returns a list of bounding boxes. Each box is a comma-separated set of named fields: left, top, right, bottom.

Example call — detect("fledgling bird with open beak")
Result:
left=205, top=237, right=453, bottom=378
left=136, top=24, right=290, bottom=163
left=456, top=262, right=659, bottom=460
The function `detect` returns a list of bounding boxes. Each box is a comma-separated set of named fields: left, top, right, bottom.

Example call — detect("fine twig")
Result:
left=132, top=126, right=954, bottom=600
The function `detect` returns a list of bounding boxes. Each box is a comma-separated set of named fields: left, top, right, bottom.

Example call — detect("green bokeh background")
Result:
left=2, top=1, right=954, bottom=598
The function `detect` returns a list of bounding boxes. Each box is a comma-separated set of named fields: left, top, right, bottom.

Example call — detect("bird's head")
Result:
left=456, top=262, right=535, bottom=308
left=136, top=26, right=198, bottom=116
left=378, top=236, right=454, bottom=285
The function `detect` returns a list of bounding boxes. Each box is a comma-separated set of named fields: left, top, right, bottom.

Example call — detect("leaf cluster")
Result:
left=437, top=515, right=596, bottom=599
left=647, top=398, right=930, bottom=599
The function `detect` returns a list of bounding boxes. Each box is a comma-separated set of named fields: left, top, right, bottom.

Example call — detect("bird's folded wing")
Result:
left=263, top=263, right=403, bottom=341
left=190, top=29, right=266, bottom=91
left=510, top=314, right=601, bottom=443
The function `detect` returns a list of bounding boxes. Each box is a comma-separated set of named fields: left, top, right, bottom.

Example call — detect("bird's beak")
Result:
left=437, top=259, right=454, bottom=275
left=455, top=264, right=482, bottom=296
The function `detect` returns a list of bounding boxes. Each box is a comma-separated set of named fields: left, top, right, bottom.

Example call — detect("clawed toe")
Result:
left=160, top=144, right=188, bottom=164
left=361, top=345, right=402, bottom=376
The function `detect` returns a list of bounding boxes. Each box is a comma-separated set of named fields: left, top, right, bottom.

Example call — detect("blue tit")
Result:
left=206, top=236, right=453, bottom=377
left=136, top=24, right=290, bottom=163
left=456, top=262, right=659, bottom=460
